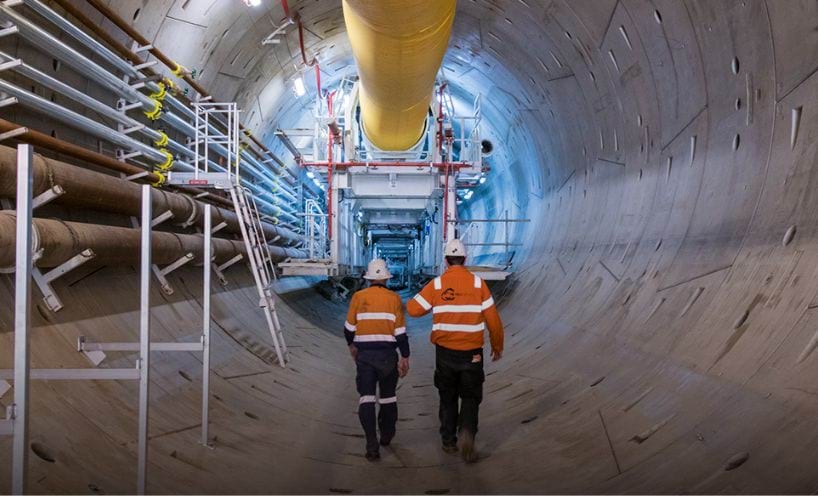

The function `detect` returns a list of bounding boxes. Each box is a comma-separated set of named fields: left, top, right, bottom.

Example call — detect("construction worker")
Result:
left=407, top=239, right=504, bottom=463
left=345, top=258, right=410, bottom=461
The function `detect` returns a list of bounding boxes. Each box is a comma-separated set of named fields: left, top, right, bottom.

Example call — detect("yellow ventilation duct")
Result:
left=342, top=0, right=456, bottom=151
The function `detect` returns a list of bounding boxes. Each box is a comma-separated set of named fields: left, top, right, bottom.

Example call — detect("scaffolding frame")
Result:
left=1, top=145, right=215, bottom=494
left=300, top=198, right=329, bottom=260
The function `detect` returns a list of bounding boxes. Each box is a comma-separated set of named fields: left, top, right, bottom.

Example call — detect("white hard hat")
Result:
left=364, top=258, right=392, bottom=280
left=444, top=238, right=467, bottom=257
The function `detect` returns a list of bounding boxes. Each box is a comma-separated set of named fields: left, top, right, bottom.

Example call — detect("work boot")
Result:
left=442, top=442, right=458, bottom=455
left=365, top=449, right=381, bottom=462
left=379, top=435, right=393, bottom=447
left=458, top=430, right=477, bottom=463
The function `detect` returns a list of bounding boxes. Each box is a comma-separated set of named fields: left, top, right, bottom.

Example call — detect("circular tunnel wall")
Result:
left=2, top=0, right=818, bottom=493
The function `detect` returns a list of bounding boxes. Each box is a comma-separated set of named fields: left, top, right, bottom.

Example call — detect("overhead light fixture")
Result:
left=342, top=93, right=351, bottom=110
left=306, top=170, right=315, bottom=179
left=243, top=0, right=261, bottom=6
left=293, top=76, right=306, bottom=97
left=479, top=176, right=486, bottom=184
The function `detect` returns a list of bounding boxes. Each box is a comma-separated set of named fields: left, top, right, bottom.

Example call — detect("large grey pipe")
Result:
left=0, top=146, right=302, bottom=245
left=0, top=213, right=305, bottom=269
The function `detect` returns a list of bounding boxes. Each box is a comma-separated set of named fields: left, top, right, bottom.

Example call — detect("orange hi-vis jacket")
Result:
left=345, top=284, right=410, bottom=357
left=407, top=265, right=504, bottom=352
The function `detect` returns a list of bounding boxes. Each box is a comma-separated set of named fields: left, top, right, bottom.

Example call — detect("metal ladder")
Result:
left=229, top=185, right=288, bottom=367
left=167, top=101, right=288, bottom=367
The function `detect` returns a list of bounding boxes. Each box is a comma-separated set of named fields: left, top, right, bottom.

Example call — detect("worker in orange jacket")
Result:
left=407, top=239, right=504, bottom=463
left=345, top=258, right=410, bottom=461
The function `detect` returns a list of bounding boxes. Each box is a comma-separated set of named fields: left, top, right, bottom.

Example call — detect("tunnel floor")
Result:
left=1, top=270, right=558, bottom=495
left=2, top=262, right=816, bottom=494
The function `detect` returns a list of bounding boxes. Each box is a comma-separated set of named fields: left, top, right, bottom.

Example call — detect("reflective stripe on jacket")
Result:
left=407, top=265, right=504, bottom=352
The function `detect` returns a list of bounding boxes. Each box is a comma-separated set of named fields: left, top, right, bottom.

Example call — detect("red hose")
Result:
left=282, top=0, right=322, bottom=98
left=297, top=16, right=323, bottom=97
left=327, top=124, right=334, bottom=240
left=327, top=90, right=336, bottom=118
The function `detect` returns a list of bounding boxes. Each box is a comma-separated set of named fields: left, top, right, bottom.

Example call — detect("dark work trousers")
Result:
left=434, top=345, right=485, bottom=446
left=355, top=349, right=399, bottom=452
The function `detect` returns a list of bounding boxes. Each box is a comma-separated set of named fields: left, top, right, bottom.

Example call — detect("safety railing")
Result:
left=167, top=101, right=242, bottom=189
left=300, top=199, right=329, bottom=260
left=448, top=211, right=530, bottom=267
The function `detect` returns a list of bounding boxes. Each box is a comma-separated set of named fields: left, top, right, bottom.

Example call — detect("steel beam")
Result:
left=0, top=368, right=140, bottom=380
left=202, top=205, right=212, bottom=446
left=79, top=341, right=203, bottom=353
left=136, top=185, right=150, bottom=495
left=12, top=143, right=32, bottom=495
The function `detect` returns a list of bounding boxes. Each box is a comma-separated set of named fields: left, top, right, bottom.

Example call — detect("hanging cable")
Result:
left=281, top=0, right=323, bottom=100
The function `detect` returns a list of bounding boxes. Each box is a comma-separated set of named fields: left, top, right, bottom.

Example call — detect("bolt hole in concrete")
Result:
left=132, top=8, right=141, bottom=21
left=783, top=225, right=797, bottom=246
left=654, top=10, right=662, bottom=23
left=178, top=370, right=193, bottom=381
left=736, top=97, right=742, bottom=110
left=734, top=134, right=741, bottom=151
left=30, top=442, right=56, bottom=463
left=724, top=452, right=750, bottom=471
left=732, top=56, right=740, bottom=74
left=244, top=411, right=260, bottom=420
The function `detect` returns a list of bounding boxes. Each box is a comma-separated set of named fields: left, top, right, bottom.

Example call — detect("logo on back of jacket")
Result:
left=442, top=288, right=466, bottom=301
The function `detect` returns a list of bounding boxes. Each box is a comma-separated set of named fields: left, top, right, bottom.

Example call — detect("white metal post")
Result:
left=504, top=210, right=509, bottom=255
left=233, top=104, right=241, bottom=184
left=194, top=104, right=200, bottom=180
left=136, top=185, right=151, bottom=495
left=330, top=171, right=341, bottom=267
left=205, top=109, right=211, bottom=176
left=12, top=144, right=33, bottom=496
left=201, top=205, right=211, bottom=446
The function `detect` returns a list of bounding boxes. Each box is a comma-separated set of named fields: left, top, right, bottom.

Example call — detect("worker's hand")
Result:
left=491, top=349, right=503, bottom=362
left=398, top=357, right=410, bottom=378
left=348, top=344, right=358, bottom=361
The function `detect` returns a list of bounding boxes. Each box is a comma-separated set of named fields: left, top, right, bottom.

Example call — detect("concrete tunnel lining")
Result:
left=2, top=0, right=818, bottom=493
